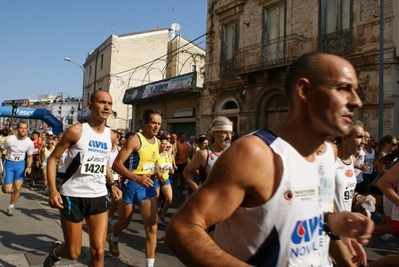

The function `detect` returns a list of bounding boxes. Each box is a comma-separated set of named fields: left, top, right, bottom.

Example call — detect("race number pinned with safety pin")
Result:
left=10, top=152, right=25, bottom=161
left=81, top=153, right=108, bottom=175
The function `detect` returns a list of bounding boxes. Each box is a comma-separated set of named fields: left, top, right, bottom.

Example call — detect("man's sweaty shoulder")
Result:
left=206, top=134, right=282, bottom=208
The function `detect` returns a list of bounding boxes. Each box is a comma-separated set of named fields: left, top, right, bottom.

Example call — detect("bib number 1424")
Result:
left=82, top=163, right=105, bottom=174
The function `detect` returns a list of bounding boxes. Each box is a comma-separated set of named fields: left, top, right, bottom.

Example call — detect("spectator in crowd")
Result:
left=329, top=121, right=370, bottom=266
left=155, top=136, right=174, bottom=225
left=196, top=135, right=208, bottom=151
left=39, top=137, right=55, bottom=195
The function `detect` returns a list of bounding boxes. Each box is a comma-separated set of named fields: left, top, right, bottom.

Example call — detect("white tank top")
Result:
left=363, top=148, right=375, bottom=174
left=60, top=122, right=111, bottom=197
left=354, top=149, right=366, bottom=183
left=109, top=145, right=119, bottom=181
left=213, top=129, right=334, bottom=266
left=57, top=149, right=69, bottom=173
left=335, top=157, right=357, bottom=212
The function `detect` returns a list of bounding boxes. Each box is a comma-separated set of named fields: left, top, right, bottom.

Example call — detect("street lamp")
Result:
left=64, top=57, right=85, bottom=118
left=64, top=58, right=84, bottom=73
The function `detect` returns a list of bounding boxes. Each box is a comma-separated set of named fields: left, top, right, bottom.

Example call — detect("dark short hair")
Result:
left=90, top=90, right=110, bottom=102
left=142, top=108, right=162, bottom=122
left=17, top=121, right=28, bottom=128
left=284, top=52, right=328, bottom=101
left=32, top=131, right=40, bottom=135
left=159, top=136, right=168, bottom=142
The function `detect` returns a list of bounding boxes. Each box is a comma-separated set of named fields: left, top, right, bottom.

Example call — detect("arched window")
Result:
left=215, top=97, right=239, bottom=114
left=215, top=96, right=239, bottom=133
left=223, top=101, right=239, bottom=110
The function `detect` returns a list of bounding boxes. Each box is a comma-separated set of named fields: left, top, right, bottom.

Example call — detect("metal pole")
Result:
left=378, top=0, right=384, bottom=140
left=64, top=58, right=85, bottom=119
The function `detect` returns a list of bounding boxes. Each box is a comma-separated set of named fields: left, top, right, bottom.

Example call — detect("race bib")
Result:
left=142, top=164, right=157, bottom=173
left=81, top=153, right=107, bottom=175
left=10, top=152, right=25, bottom=161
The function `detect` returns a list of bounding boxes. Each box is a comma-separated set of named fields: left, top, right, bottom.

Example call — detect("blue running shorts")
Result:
left=3, top=160, right=25, bottom=185
left=121, top=178, right=156, bottom=206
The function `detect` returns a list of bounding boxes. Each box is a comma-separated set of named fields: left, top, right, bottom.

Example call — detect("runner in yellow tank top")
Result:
left=133, top=132, right=159, bottom=175
left=109, top=108, right=162, bottom=267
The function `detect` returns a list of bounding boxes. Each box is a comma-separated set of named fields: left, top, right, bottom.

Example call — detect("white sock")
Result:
left=146, top=258, right=155, bottom=267
left=9, top=204, right=14, bottom=209
left=110, top=234, right=118, bottom=242
left=52, top=246, right=60, bottom=260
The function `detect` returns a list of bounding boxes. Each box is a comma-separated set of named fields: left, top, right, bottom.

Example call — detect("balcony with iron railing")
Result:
left=321, top=29, right=353, bottom=56
left=222, top=34, right=314, bottom=77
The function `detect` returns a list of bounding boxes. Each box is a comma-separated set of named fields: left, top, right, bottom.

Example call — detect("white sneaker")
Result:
left=6, top=206, right=14, bottom=216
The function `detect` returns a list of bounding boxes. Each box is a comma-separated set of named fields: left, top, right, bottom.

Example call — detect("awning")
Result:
left=167, top=117, right=196, bottom=123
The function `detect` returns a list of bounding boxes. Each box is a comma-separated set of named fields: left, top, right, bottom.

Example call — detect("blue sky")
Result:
left=0, top=0, right=208, bottom=103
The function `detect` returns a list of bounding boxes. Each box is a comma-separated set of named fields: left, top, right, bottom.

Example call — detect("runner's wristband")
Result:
left=106, top=181, right=118, bottom=190
left=323, top=212, right=340, bottom=240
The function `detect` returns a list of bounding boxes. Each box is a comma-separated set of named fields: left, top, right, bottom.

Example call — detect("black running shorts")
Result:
left=60, top=195, right=109, bottom=223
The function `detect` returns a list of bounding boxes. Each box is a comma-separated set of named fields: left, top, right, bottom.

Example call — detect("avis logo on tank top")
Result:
left=88, top=140, right=108, bottom=154
left=290, top=214, right=324, bottom=258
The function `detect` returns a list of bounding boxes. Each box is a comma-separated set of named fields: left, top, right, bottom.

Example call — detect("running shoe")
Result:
left=6, top=206, right=14, bottom=216
left=107, top=233, right=120, bottom=257
left=160, top=216, right=170, bottom=226
left=43, top=240, right=62, bottom=267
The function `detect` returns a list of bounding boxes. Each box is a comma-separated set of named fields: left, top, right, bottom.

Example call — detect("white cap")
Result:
left=46, top=130, right=54, bottom=135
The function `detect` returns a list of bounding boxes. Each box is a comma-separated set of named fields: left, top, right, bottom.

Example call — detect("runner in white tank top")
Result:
left=60, top=122, right=112, bottom=197
left=44, top=90, right=121, bottom=266
left=164, top=52, right=373, bottom=267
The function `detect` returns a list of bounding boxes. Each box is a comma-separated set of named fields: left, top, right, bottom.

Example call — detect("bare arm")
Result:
left=25, top=154, right=33, bottom=176
left=106, top=131, right=122, bottom=200
left=112, top=134, right=154, bottom=188
left=165, top=136, right=276, bottom=266
left=376, top=153, right=388, bottom=176
left=377, top=162, right=399, bottom=207
left=47, top=124, right=82, bottom=209
left=183, top=149, right=207, bottom=191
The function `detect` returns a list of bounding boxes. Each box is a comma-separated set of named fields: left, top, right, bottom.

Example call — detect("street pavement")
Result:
left=0, top=179, right=185, bottom=267
left=1, top=178, right=399, bottom=266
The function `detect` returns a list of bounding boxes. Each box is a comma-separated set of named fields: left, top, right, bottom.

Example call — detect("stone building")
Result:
left=82, top=28, right=205, bottom=134
left=200, top=0, right=399, bottom=138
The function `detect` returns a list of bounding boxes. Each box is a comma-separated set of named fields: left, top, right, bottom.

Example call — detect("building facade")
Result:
left=82, top=28, right=206, bottom=134
left=200, top=0, right=399, bottom=138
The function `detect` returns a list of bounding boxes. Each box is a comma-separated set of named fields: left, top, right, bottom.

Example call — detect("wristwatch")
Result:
left=323, top=212, right=340, bottom=240
left=106, top=181, right=118, bottom=190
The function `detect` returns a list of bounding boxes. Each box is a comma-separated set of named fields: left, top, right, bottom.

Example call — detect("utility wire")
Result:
left=110, top=31, right=210, bottom=77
